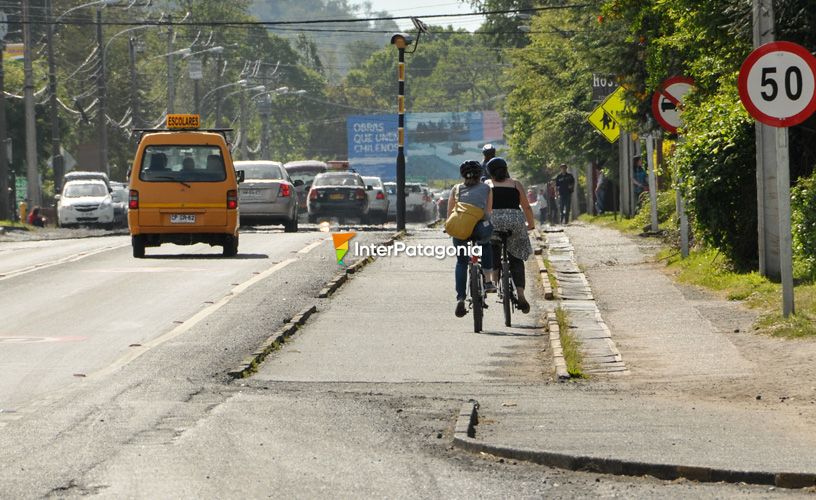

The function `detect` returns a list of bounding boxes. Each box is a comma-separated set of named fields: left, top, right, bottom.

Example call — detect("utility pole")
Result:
left=239, top=89, right=248, bottom=159
left=646, top=134, right=659, bottom=232
left=46, top=0, right=63, bottom=194
left=0, top=35, right=9, bottom=220
left=259, top=68, right=270, bottom=159
left=128, top=36, right=140, bottom=128
left=390, top=34, right=410, bottom=231
left=214, top=53, right=224, bottom=127
left=22, top=0, right=41, bottom=207
left=752, top=0, right=781, bottom=279
left=166, top=14, right=175, bottom=114
left=96, top=8, right=108, bottom=175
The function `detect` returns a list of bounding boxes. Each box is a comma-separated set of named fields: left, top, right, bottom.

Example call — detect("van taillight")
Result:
left=129, top=190, right=139, bottom=209
left=355, top=189, right=366, bottom=200
left=376, top=191, right=385, bottom=200
left=309, top=189, right=318, bottom=200
left=227, top=190, right=238, bottom=209
left=279, top=184, right=291, bottom=197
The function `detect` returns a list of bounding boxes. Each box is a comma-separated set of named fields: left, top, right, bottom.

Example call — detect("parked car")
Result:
left=361, top=176, right=389, bottom=224
left=235, top=160, right=300, bottom=232
left=64, top=171, right=112, bottom=193
left=284, top=160, right=327, bottom=212
left=109, top=181, right=128, bottom=227
left=307, top=171, right=370, bottom=223
left=57, top=180, right=115, bottom=229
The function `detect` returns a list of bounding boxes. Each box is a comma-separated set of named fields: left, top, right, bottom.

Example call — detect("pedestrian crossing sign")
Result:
left=587, top=104, right=620, bottom=143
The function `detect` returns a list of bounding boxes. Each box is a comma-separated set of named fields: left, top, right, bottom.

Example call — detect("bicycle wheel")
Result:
left=502, top=261, right=512, bottom=327
left=470, top=264, right=483, bottom=333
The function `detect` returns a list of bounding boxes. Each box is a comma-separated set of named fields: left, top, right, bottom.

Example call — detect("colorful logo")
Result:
left=332, top=232, right=356, bottom=266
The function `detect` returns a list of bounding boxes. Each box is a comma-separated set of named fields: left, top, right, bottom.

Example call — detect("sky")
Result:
left=357, top=0, right=486, bottom=32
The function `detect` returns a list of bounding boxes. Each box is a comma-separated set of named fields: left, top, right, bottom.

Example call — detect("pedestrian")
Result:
left=480, top=144, right=496, bottom=180
left=27, top=206, right=46, bottom=227
left=632, top=156, right=647, bottom=207
left=526, top=188, right=537, bottom=204
left=555, top=163, right=575, bottom=224
left=595, top=167, right=606, bottom=214
left=547, top=181, right=559, bottom=225
left=538, top=188, right=548, bottom=224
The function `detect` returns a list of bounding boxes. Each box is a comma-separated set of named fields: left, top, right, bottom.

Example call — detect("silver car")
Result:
left=361, top=176, right=389, bottom=224
left=235, top=161, right=300, bottom=232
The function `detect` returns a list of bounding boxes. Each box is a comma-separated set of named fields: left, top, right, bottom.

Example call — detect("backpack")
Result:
left=444, top=184, right=485, bottom=240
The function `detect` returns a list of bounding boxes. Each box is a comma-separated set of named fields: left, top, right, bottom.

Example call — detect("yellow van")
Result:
left=127, top=115, right=243, bottom=258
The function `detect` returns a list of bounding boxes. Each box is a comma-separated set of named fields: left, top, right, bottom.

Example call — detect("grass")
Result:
left=0, top=219, right=32, bottom=230
left=541, top=258, right=558, bottom=293
left=658, top=247, right=816, bottom=338
left=556, top=307, right=585, bottom=378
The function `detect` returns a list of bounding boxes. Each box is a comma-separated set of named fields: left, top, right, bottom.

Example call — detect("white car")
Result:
left=57, top=180, right=115, bottom=229
left=361, top=176, right=389, bottom=224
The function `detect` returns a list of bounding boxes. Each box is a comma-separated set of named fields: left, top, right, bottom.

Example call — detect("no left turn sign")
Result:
left=652, top=76, right=695, bottom=134
left=738, top=41, right=816, bottom=128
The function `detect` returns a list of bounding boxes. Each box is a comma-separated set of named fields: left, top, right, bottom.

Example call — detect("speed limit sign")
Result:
left=738, top=41, right=816, bottom=127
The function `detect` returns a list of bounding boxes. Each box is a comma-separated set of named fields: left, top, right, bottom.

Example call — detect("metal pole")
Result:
left=646, top=134, right=658, bottom=232
left=166, top=14, right=174, bottom=114
left=396, top=45, right=406, bottom=231
left=776, top=127, right=794, bottom=316
left=0, top=38, right=8, bottom=220
left=753, top=0, right=780, bottom=279
left=46, top=0, right=63, bottom=194
left=96, top=9, right=108, bottom=175
left=239, top=89, right=248, bottom=159
left=128, top=37, right=140, bottom=128
left=679, top=189, right=689, bottom=258
left=194, top=80, right=200, bottom=115
left=214, top=54, right=223, bottom=128
left=22, top=0, right=40, bottom=207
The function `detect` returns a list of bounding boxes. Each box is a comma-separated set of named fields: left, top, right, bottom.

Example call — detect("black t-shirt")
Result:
left=556, top=172, right=575, bottom=195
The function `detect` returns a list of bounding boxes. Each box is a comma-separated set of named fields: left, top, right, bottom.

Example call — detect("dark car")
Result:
left=283, top=160, right=327, bottom=212
left=307, top=171, right=370, bottom=223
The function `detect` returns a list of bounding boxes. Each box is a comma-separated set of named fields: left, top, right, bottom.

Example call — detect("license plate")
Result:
left=329, top=193, right=344, bottom=200
left=170, top=214, right=196, bottom=224
left=240, top=189, right=263, bottom=201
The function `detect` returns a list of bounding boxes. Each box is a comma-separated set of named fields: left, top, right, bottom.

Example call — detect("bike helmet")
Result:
left=459, top=160, right=483, bottom=179
left=486, top=157, right=509, bottom=180
left=482, top=143, right=496, bottom=156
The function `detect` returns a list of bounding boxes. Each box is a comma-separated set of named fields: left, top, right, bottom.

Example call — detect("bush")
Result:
left=632, top=190, right=677, bottom=231
left=671, top=77, right=758, bottom=269
left=792, top=170, right=816, bottom=280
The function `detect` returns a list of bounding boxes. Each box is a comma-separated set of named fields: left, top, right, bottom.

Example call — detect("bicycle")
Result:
left=494, top=230, right=518, bottom=327
left=466, top=239, right=488, bottom=333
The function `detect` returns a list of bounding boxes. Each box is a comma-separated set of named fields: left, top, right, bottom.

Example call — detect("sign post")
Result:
left=738, top=41, right=816, bottom=317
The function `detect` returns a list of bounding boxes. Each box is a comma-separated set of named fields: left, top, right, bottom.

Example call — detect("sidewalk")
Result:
left=462, top=222, right=816, bottom=488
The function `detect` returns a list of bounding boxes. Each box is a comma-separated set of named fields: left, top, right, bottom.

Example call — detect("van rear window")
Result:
left=140, top=145, right=226, bottom=182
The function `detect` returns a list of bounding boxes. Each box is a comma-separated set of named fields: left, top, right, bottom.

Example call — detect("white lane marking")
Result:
left=0, top=243, right=130, bottom=282
left=89, top=258, right=297, bottom=379
left=297, top=237, right=329, bottom=254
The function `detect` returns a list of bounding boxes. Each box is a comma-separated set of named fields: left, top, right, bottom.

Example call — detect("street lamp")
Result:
left=251, top=88, right=307, bottom=159
left=182, top=46, right=224, bottom=114
left=200, top=79, right=247, bottom=127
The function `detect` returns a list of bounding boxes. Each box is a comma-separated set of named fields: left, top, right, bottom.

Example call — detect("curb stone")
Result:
left=452, top=401, right=816, bottom=489
left=547, top=312, right=570, bottom=381
left=315, top=230, right=403, bottom=298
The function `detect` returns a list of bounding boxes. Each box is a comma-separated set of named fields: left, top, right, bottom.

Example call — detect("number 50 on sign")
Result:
left=738, top=41, right=816, bottom=127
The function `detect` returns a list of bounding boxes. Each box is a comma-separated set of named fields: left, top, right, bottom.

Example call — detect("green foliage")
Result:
left=631, top=189, right=676, bottom=231
left=792, top=170, right=816, bottom=280
left=671, top=78, right=757, bottom=268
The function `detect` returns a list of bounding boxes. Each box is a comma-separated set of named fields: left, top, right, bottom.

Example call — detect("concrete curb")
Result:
left=228, top=305, right=317, bottom=379
left=316, top=230, right=404, bottom=298
left=547, top=312, right=571, bottom=381
left=452, top=401, right=816, bottom=489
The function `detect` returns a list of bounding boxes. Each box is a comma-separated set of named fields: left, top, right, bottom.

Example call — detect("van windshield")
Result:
left=140, top=145, right=226, bottom=182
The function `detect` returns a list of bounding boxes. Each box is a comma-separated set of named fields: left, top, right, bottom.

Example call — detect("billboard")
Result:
left=346, top=111, right=505, bottom=181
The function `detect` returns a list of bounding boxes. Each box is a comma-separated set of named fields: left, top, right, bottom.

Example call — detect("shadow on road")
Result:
left=144, top=253, right=269, bottom=260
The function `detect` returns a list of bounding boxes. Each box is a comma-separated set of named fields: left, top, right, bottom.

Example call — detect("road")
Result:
left=0, top=227, right=802, bottom=498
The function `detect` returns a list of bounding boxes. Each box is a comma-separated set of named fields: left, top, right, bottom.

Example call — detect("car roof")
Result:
left=316, top=171, right=358, bottom=176
left=234, top=160, right=283, bottom=167
left=64, top=179, right=107, bottom=186
left=284, top=160, right=328, bottom=169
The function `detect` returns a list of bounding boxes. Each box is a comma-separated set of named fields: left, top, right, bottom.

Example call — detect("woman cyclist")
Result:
left=485, top=157, right=535, bottom=313
left=448, top=160, right=495, bottom=318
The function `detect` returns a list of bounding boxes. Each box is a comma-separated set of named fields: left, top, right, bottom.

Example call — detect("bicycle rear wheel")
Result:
left=501, top=261, right=512, bottom=327
left=469, top=264, right=483, bottom=333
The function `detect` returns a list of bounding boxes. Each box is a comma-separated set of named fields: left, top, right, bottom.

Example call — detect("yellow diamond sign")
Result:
left=588, top=86, right=630, bottom=143
left=588, top=105, right=620, bottom=143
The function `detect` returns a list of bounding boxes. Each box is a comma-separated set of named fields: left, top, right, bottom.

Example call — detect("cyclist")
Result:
left=448, top=160, right=495, bottom=318
left=481, top=144, right=496, bottom=179
left=485, top=157, right=535, bottom=314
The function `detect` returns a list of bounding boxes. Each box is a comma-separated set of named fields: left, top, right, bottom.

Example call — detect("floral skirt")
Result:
left=490, top=208, right=532, bottom=261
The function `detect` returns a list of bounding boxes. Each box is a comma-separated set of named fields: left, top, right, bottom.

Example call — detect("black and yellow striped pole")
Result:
left=391, top=33, right=412, bottom=231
